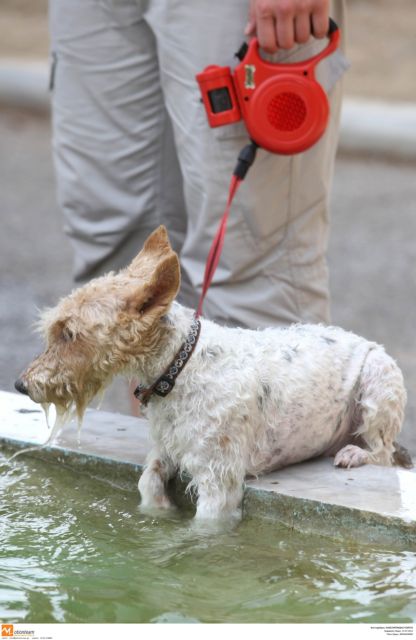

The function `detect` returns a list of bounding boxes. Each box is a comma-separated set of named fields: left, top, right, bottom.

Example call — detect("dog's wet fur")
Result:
left=16, top=226, right=411, bottom=520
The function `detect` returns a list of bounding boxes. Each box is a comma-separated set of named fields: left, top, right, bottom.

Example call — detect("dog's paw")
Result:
left=139, top=492, right=176, bottom=512
left=334, top=444, right=369, bottom=469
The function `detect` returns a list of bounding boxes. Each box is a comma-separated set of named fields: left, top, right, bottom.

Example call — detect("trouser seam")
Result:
left=286, top=154, right=305, bottom=320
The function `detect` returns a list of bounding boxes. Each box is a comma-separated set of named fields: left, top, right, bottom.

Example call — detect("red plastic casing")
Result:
left=197, top=26, right=340, bottom=154
left=196, top=65, right=241, bottom=127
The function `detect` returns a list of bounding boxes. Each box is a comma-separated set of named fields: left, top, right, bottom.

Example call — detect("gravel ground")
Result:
left=0, top=107, right=415, bottom=453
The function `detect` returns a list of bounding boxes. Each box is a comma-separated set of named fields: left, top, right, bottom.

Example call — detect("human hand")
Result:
left=245, top=0, right=330, bottom=52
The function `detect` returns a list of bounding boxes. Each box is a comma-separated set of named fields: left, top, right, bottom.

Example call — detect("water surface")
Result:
left=0, top=453, right=415, bottom=623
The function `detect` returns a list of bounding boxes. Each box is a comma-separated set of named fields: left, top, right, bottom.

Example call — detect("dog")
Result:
left=15, top=225, right=410, bottom=520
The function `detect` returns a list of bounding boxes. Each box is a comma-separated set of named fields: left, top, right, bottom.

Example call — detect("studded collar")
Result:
left=133, top=315, right=201, bottom=407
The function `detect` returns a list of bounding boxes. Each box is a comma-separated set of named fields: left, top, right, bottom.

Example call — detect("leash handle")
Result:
left=196, top=142, right=258, bottom=318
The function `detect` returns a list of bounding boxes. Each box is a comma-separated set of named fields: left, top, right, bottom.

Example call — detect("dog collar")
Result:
left=134, top=315, right=201, bottom=406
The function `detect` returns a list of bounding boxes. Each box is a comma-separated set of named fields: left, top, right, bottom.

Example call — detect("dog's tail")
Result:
left=392, top=441, right=414, bottom=468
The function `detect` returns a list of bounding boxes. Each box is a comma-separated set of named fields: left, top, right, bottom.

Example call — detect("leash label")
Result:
left=244, top=64, right=256, bottom=89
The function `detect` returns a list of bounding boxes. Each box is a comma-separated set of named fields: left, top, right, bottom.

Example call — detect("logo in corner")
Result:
left=1, top=626, right=14, bottom=637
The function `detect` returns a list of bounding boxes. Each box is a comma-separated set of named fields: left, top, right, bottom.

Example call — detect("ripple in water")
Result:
left=0, top=452, right=415, bottom=623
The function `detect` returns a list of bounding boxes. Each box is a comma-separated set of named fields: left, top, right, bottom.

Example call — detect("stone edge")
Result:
left=1, top=435, right=415, bottom=548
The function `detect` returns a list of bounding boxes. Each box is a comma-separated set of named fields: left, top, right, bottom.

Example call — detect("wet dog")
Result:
left=15, top=226, right=409, bottom=519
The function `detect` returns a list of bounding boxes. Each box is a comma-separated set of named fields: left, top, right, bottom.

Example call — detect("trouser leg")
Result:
left=49, top=0, right=187, bottom=283
left=50, top=0, right=346, bottom=328
left=147, top=0, right=346, bottom=328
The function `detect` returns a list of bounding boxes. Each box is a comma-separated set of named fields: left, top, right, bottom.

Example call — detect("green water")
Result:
left=0, top=452, right=415, bottom=624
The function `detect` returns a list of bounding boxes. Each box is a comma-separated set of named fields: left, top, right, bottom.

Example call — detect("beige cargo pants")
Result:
left=49, top=0, right=347, bottom=328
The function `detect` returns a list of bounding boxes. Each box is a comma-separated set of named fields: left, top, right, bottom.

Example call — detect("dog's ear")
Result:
left=124, top=225, right=180, bottom=319
left=128, top=225, right=174, bottom=276
left=126, top=252, right=181, bottom=320
left=144, top=252, right=181, bottom=315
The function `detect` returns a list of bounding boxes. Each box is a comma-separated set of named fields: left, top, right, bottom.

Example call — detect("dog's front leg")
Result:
left=138, top=451, right=176, bottom=511
left=194, top=477, right=244, bottom=521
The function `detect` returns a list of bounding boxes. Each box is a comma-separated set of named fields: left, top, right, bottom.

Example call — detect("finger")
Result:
left=294, top=12, right=311, bottom=44
left=275, top=9, right=295, bottom=49
left=245, top=0, right=257, bottom=36
left=256, top=15, right=279, bottom=53
left=244, top=19, right=256, bottom=36
left=311, top=2, right=330, bottom=38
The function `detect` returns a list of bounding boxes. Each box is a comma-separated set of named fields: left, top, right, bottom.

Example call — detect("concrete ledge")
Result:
left=0, top=59, right=50, bottom=112
left=245, top=464, right=416, bottom=548
left=1, top=59, right=416, bottom=160
left=1, top=390, right=415, bottom=547
left=339, top=98, right=416, bottom=161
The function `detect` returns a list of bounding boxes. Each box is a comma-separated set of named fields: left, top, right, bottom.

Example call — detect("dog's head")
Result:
left=15, top=225, right=180, bottom=421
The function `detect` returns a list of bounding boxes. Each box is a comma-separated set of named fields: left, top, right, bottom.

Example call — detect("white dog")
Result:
left=16, top=226, right=408, bottom=520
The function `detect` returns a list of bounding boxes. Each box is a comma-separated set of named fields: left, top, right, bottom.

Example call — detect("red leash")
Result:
left=196, top=174, right=241, bottom=318
left=196, top=141, right=258, bottom=318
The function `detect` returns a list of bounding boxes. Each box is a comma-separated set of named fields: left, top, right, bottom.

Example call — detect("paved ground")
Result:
left=2, top=0, right=416, bottom=102
left=1, top=107, right=415, bottom=453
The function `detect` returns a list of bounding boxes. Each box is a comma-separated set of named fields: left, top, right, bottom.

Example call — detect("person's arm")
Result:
left=245, top=0, right=330, bottom=52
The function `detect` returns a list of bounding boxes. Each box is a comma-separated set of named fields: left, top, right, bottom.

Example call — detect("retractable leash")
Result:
left=134, top=20, right=341, bottom=404
left=195, top=18, right=341, bottom=317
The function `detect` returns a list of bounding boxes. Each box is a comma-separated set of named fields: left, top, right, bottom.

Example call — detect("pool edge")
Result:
left=1, top=434, right=415, bottom=549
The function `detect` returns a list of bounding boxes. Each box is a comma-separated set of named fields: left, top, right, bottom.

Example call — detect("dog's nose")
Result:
left=15, top=377, right=29, bottom=396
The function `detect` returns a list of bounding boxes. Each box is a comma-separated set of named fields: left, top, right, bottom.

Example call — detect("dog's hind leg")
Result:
left=334, top=348, right=406, bottom=469
left=138, top=450, right=176, bottom=510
